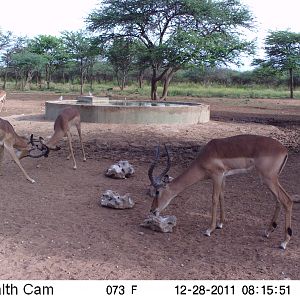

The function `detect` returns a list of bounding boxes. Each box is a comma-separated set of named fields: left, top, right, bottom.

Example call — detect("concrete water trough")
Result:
left=45, top=96, right=210, bottom=124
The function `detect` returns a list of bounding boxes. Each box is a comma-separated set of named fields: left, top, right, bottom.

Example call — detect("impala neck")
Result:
left=14, top=133, right=28, bottom=149
left=169, top=162, right=206, bottom=196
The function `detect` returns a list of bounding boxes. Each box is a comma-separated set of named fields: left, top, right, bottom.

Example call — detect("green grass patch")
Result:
left=3, top=81, right=300, bottom=99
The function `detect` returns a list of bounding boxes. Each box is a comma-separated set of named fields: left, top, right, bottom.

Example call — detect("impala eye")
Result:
left=155, top=190, right=160, bottom=196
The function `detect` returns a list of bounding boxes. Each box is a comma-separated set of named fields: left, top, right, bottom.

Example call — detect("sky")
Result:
left=0, top=0, right=299, bottom=69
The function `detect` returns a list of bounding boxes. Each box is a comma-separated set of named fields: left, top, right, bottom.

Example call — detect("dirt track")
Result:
left=0, top=93, right=299, bottom=280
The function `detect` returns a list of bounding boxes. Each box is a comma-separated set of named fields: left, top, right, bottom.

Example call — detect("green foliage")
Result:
left=253, top=30, right=300, bottom=98
left=106, top=38, right=137, bottom=89
left=61, top=30, right=101, bottom=94
left=87, top=0, right=256, bottom=99
left=0, top=30, right=12, bottom=51
left=264, top=30, right=300, bottom=70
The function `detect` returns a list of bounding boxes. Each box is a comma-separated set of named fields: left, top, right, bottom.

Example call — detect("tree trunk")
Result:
left=138, top=69, right=144, bottom=89
left=2, top=68, right=8, bottom=89
left=80, top=59, right=84, bottom=95
left=289, top=68, right=294, bottom=99
left=161, top=68, right=178, bottom=100
left=62, top=69, right=66, bottom=85
left=151, top=66, right=159, bottom=100
left=151, top=78, right=159, bottom=100
left=46, top=64, right=50, bottom=89
left=121, top=71, right=126, bottom=91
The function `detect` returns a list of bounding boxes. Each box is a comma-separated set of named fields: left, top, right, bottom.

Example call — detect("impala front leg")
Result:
left=205, top=175, right=223, bottom=236
left=66, top=132, right=77, bottom=169
left=217, top=178, right=226, bottom=229
left=4, top=144, right=35, bottom=183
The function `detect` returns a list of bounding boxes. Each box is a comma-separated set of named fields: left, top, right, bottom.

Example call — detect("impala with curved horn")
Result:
left=0, top=118, right=49, bottom=183
left=38, top=107, right=86, bottom=169
left=148, top=135, right=293, bottom=250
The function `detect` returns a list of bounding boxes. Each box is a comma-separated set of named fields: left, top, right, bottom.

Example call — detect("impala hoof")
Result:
left=216, top=222, right=223, bottom=229
left=280, top=242, right=287, bottom=250
left=204, top=229, right=211, bottom=237
left=73, top=166, right=77, bottom=170
left=264, top=230, right=270, bottom=238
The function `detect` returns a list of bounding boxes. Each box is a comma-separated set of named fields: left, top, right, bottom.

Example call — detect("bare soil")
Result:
left=0, top=92, right=299, bottom=280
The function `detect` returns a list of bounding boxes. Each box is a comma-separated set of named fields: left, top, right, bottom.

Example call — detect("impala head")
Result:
left=148, top=144, right=172, bottom=216
left=38, top=136, right=61, bottom=152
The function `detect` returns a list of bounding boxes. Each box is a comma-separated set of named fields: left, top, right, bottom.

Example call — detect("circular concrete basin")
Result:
left=45, top=100, right=210, bottom=124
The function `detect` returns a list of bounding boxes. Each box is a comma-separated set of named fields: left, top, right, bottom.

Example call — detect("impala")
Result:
left=148, top=135, right=293, bottom=250
left=0, top=90, right=6, bottom=112
left=39, top=107, right=86, bottom=169
left=0, top=118, right=49, bottom=183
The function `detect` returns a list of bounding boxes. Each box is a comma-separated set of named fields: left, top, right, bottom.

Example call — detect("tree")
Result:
left=0, top=31, right=16, bottom=88
left=87, top=0, right=255, bottom=100
left=61, top=30, right=100, bottom=95
left=0, top=30, right=12, bottom=52
left=106, top=38, right=137, bottom=90
left=1, top=36, right=29, bottom=89
left=28, top=35, right=65, bottom=89
left=11, top=51, right=47, bottom=90
left=254, top=31, right=300, bottom=98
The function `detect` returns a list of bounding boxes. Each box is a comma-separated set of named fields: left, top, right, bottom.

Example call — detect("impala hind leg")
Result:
left=263, top=177, right=293, bottom=249
left=263, top=177, right=281, bottom=238
left=217, top=178, right=226, bottom=229
left=278, top=183, right=293, bottom=250
left=75, top=122, right=86, bottom=162
left=205, top=175, right=223, bottom=236
left=66, top=131, right=77, bottom=169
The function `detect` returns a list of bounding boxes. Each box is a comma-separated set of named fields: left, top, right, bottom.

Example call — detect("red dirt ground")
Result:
left=0, top=92, right=299, bottom=280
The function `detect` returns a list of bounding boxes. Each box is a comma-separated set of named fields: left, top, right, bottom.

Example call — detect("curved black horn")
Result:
left=39, top=136, right=45, bottom=144
left=148, top=145, right=161, bottom=188
left=28, top=144, right=49, bottom=158
left=160, top=144, right=171, bottom=178
left=29, top=134, right=34, bottom=146
left=42, top=144, right=50, bottom=157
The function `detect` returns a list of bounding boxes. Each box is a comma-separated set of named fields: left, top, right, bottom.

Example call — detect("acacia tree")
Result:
left=87, top=0, right=255, bottom=100
left=61, top=30, right=99, bottom=94
left=28, top=35, right=65, bottom=89
left=254, top=31, right=300, bottom=98
left=0, top=31, right=15, bottom=88
left=11, top=51, right=47, bottom=90
left=106, top=38, right=137, bottom=90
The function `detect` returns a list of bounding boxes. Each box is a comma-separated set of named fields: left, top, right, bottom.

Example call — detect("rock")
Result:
left=100, top=190, right=134, bottom=209
left=105, top=160, right=135, bottom=179
left=141, top=214, right=177, bottom=232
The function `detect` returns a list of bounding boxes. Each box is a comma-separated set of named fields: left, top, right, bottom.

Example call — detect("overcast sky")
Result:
left=0, top=0, right=299, bottom=69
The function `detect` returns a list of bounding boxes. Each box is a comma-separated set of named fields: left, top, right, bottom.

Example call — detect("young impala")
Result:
left=39, top=107, right=86, bottom=169
left=0, top=118, right=49, bottom=183
left=148, top=135, right=293, bottom=250
left=0, top=90, right=6, bottom=112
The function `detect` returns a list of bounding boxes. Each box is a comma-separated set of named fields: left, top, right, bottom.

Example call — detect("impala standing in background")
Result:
left=39, top=107, right=86, bottom=169
left=0, top=118, right=49, bottom=183
left=148, top=135, right=293, bottom=250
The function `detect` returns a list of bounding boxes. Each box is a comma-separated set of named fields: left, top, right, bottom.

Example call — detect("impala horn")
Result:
left=28, top=142, right=49, bottom=158
left=148, top=144, right=171, bottom=189
left=29, top=134, right=35, bottom=146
